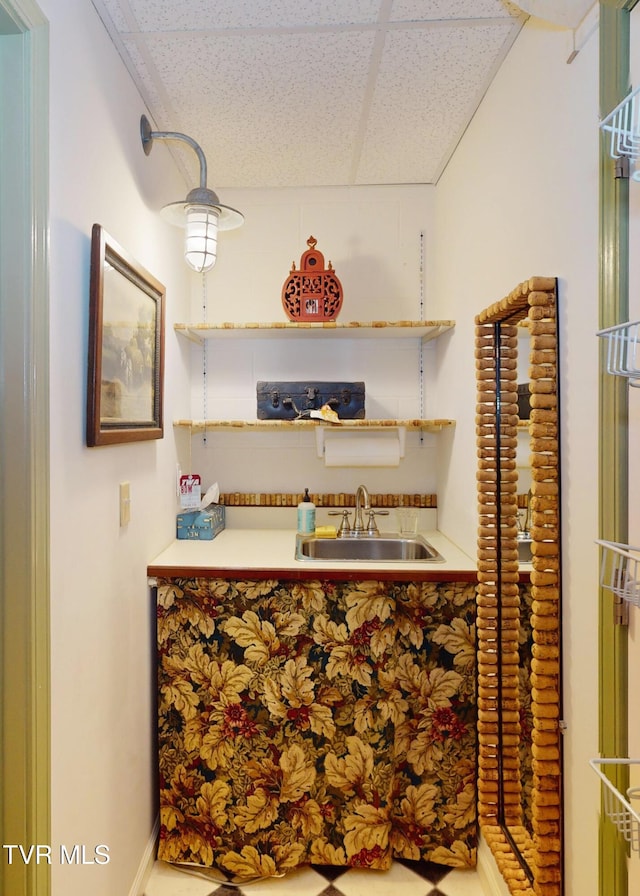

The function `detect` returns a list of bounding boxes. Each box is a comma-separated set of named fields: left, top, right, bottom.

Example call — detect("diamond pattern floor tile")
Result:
left=144, top=860, right=484, bottom=896
left=435, top=868, right=486, bottom=896
left=144, top=861, right=223, bottom=896
left=312, top=865, right=350, bottom=883
left=224, top=865, right=333, bottom=896
left=329, top=862, right=433, bottom=896
left=395, top=859, right=452, bottom=885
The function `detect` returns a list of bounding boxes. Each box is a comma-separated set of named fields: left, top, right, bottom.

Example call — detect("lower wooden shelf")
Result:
left=174, top=418, right=455, bottom=433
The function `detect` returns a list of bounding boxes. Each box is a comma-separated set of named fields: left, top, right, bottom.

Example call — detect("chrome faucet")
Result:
left=352, top=484, right=370, bottom=535
left=329, top=484, right=389, bottom=537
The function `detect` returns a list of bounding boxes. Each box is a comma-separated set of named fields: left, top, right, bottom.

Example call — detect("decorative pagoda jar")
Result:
left=281, top=236, right=343, bottom=321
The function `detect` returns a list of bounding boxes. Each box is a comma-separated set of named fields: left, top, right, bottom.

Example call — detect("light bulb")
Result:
left=184, top=205, right=219, bottom=273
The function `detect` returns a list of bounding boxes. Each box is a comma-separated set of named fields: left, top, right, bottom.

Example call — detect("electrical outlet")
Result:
left=119, top=482, right=131, bottom=527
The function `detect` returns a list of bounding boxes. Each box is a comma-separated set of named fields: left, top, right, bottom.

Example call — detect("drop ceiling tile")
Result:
left=126, top=0, right=383, bottom=32
left=391, top=0, right=522, bottom=19
left=129, top=29, right=376, bottom=187
left=91, top=0, right=526, bottom=188
left=357, top=21, right=517, bottom=184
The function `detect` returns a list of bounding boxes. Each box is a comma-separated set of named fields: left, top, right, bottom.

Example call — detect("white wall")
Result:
left=180, top=185, right=443, bottom=500
left=41, top=0, right=191, bottom=893
left=434, top=17, right=601, bottom=896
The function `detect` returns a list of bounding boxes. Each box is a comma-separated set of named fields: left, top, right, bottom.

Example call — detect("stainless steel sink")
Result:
left=295, top=533, right=444, bottom=563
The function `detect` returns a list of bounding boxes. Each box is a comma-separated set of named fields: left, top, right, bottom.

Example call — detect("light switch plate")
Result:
left=119, top=481, right=131, bottom=527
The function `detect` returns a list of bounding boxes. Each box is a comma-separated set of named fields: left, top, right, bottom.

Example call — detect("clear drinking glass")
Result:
left=396, top=507, right=418, bottom=536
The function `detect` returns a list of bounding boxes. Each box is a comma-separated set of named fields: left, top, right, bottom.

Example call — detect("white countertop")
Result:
left=147, top=527, right=477, bottom=577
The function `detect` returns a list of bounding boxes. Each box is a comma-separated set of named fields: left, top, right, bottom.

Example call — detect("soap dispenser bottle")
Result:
left=297, top=488, right=316, bottom=534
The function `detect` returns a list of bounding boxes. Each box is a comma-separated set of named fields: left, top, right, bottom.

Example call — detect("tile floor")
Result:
left=145, top=858, right=485, bottom=896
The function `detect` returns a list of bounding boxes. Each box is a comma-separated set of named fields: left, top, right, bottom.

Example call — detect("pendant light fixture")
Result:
left=140, top=115, right=243, bottom=273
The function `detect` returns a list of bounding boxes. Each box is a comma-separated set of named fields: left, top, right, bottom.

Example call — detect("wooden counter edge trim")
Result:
left=147, top=565, right=480, bottom=583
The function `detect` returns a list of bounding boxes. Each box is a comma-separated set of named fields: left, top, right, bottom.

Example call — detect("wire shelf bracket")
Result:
left=600, top=84, right=640, bottom=181
left=596, top=539, right=640, bottom=608
left=596, top=320, right=640, bottom=386
left=590, top=758, right=640, bottom=852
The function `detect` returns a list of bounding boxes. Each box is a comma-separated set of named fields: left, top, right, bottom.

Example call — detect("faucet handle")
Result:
left=329, top=509, right=352, bottom=537
left=365, top=509, right=388, bottom=535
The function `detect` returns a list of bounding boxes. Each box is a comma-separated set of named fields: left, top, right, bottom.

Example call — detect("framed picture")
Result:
left=87, top=224, right=165, bottom=446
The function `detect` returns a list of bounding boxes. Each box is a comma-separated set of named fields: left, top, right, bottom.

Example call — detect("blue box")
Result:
left=177, top=505, right=225, bottom=540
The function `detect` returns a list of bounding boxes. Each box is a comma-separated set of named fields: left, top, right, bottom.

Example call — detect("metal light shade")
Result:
left=140, top=115, right=243, bottom=273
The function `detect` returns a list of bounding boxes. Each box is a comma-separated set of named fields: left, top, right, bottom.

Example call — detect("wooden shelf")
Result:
left=174, top=320, right=454, bottom=344
left=174, top=320, right=456, bottom=446
left=174, top=418, right=455, bottom=434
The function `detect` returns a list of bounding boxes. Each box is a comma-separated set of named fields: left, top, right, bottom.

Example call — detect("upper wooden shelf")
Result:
left=174, top=418, right=455, bottom=434
left=174, top=320, right=455, bottom=344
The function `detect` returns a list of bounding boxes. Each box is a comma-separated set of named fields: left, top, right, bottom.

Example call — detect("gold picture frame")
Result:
left=87, top=224, right=165, bottom=446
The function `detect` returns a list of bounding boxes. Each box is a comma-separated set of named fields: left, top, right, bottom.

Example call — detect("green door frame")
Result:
left=599, top=3, right=637, bottom=896
left=0, top=1, right=50, bottom=895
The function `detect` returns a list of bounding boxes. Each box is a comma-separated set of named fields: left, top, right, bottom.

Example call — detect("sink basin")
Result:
left=295, top=533, right=444, bottom=563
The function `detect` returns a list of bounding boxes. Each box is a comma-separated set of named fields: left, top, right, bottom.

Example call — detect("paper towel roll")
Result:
left=323, top=435, right=401, bottom=467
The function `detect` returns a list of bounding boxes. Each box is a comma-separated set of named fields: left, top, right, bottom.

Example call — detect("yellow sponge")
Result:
left=314, top=525, right=337, bottom=538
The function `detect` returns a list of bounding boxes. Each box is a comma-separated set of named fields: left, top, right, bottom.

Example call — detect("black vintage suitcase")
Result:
left=257, top=381, right=365, bottom=420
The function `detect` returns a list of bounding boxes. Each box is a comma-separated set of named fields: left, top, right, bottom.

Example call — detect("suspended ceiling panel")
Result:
left=91, top=0, right=526, bottom=189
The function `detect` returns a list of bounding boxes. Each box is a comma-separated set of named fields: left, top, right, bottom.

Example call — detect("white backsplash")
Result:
left=223, top=505, right=438, bottom=532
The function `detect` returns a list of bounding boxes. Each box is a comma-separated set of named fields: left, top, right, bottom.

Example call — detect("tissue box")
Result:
left=177, top=505, right=225, bottom=540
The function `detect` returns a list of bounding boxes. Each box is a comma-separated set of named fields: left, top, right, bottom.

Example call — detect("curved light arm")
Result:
left=140, top=114, right=207, bottom=189
left=139, top=114, right=243, bottom=273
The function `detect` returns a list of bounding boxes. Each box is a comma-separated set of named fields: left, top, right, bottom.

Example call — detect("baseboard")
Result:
left=129, top=815, right=159, bottom=896
left=476, top=834, right=512, bottom=896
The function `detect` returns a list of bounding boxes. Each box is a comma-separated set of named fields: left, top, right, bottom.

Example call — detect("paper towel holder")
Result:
left=315, top=425, right=406, bottom=460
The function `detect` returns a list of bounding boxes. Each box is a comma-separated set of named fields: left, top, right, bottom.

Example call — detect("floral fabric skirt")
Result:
left=156, top=577, right=477, bottom=882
